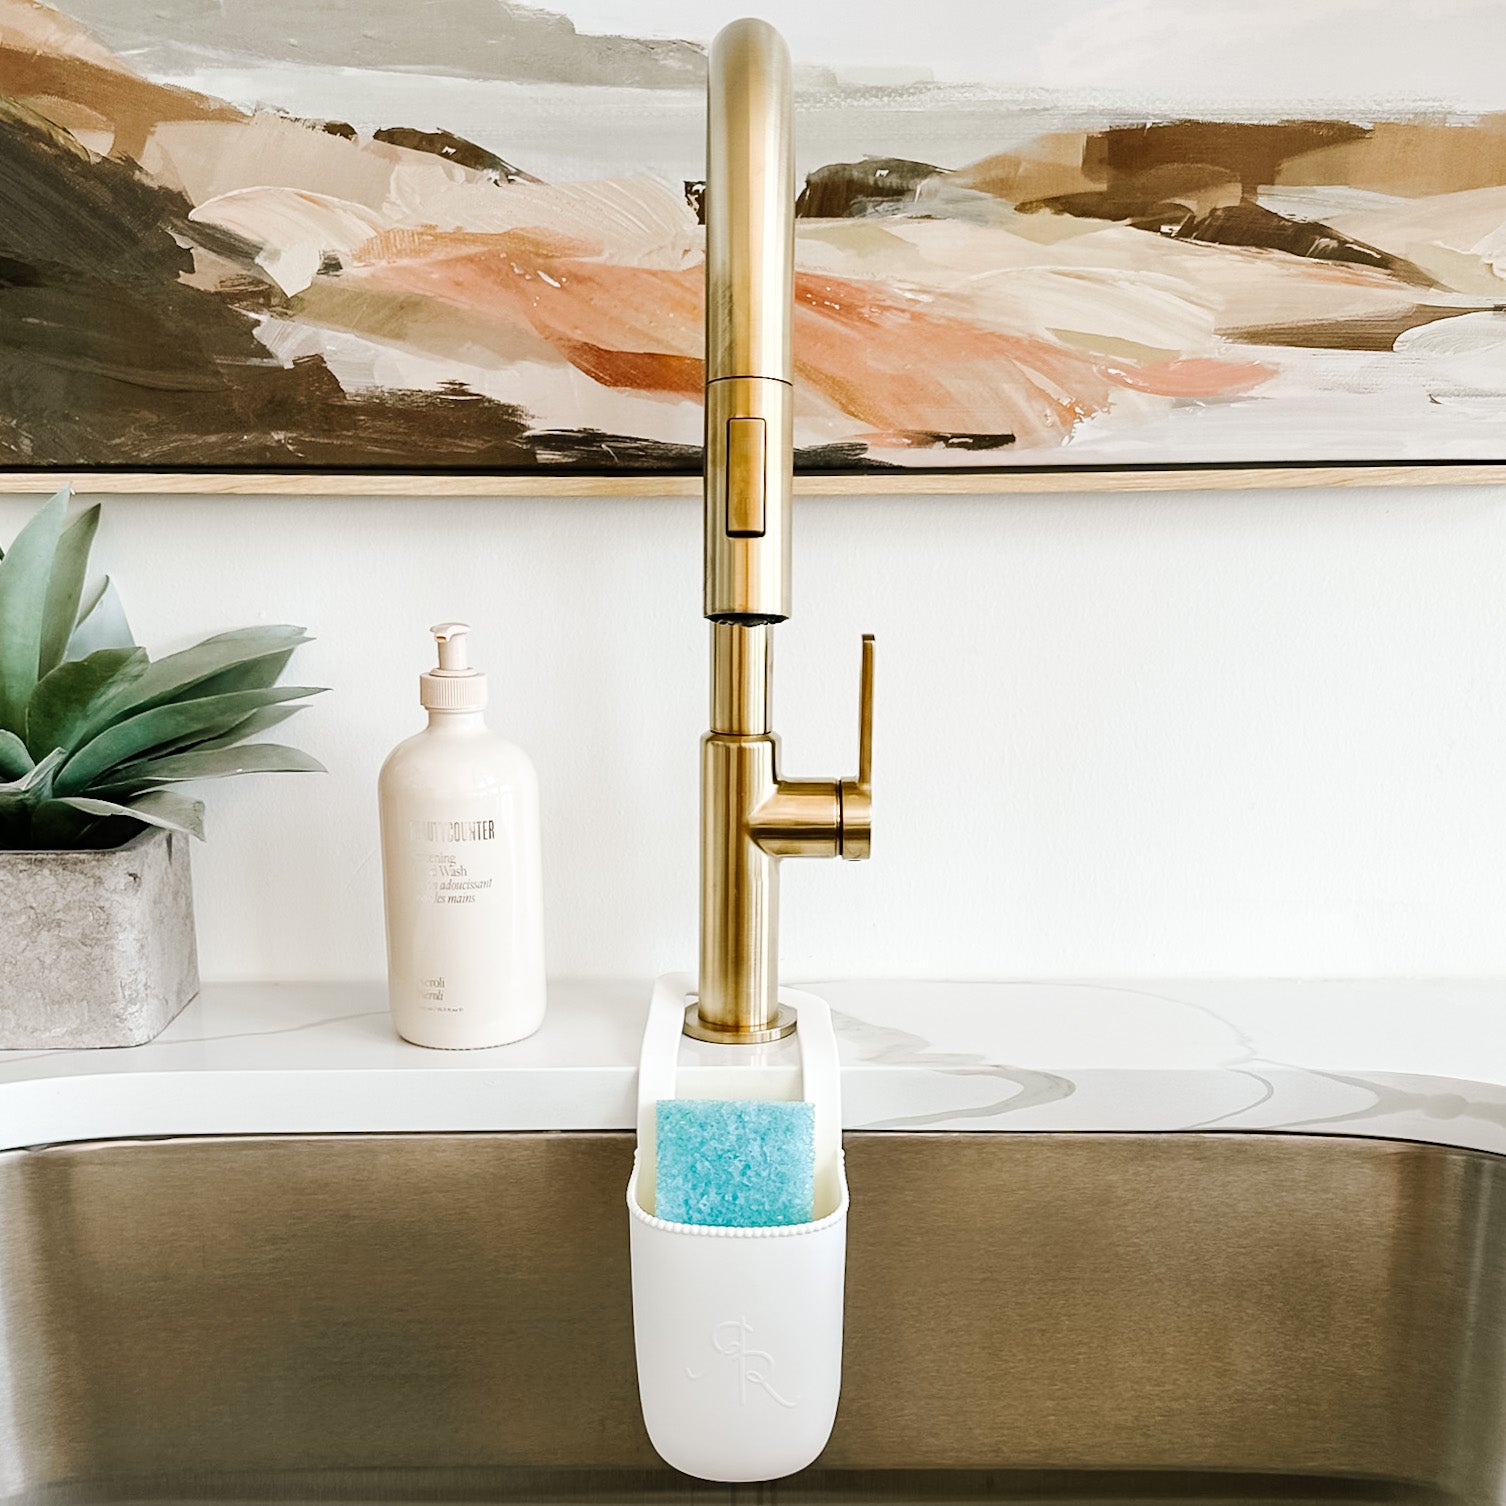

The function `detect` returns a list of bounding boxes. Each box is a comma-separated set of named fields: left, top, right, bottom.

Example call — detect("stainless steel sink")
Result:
left=0, top=1132, right=1501, bottom=1505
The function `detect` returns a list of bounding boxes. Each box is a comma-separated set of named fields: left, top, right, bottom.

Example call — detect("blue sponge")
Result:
left=655, top=1099, right=815, bottom=1227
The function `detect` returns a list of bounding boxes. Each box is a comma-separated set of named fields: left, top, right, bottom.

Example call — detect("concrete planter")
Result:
left=0, top=827, right=200, bottom=1049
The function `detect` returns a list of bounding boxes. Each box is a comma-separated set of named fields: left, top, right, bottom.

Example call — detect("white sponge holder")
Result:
left=626, top=972, right=849, bottom=1482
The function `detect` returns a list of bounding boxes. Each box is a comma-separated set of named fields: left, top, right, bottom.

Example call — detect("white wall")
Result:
left=3, top=484, right=1503, bottom=982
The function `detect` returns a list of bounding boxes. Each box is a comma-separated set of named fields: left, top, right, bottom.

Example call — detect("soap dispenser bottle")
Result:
left=378, top=622, right=545, bottom=1049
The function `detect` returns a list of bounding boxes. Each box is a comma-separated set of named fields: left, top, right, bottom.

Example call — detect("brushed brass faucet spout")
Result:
left=690, top=19, right=874, bottom=1045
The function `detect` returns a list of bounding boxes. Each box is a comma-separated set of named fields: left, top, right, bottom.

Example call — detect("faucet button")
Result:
left=725, top=417, right=767, bottom=537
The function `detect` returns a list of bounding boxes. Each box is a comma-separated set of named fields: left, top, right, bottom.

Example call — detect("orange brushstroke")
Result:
left=792, top=272, right=1272, bottom=444
left=356, top=227, right=704, bottom=394
left=354, top=233, right=1273, bottom=441
left=557, top=340, right=703, bottom=394
left=1103, top=356, right=1272, bottom=398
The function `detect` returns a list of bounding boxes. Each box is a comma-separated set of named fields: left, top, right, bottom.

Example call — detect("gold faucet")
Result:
left=688, top=19, right=874, bottom=1045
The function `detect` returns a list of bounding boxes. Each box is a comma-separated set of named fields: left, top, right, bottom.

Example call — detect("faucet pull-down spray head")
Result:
left=704, top=17, right=794, bottom=625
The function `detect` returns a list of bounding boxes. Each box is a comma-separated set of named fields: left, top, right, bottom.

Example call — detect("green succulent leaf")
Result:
left=80, top=625, right=311, bottom=741
left=98, top=742, right=325, bottom=794
left=38, top=503, right=100, bottom=678
left=0, top=747, right=64, bottom=798
left=55, top=684, right=325, bottom=797
left=106, top=690, right=322, bottom=772
left=73, top=574, right=106, bottom=628
left=54, top=790, right=206, bottom=840
left=26, top=646, right=148, bottom=761
left=67, top=575, right=136, bottom=658
left=189, top=646, right=303, bottom=699
left=191, top=704, right=303, bottom=750
left=0, top=488, right=67, bottom=735
left=0, top=730, right=31, bottom=781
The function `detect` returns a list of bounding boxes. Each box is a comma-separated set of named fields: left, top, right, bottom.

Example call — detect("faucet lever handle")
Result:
left=837, top=634, right=874, bottom=862
left=857, top=633, right=874, bottom=790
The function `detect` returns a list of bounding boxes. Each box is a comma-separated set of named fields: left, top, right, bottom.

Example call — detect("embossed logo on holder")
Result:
left=687, top=1317, right=797, bottom=1408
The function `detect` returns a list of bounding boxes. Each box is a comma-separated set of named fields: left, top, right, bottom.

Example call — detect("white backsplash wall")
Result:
left=2, top=484, right=1503, bottom=982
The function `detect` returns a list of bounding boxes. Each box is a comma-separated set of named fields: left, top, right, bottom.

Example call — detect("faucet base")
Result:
left=682, top=999, right=797, bottom=1044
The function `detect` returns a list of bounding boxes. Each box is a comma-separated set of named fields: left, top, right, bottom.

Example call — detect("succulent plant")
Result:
left=0, top=488, right=325, bottom=850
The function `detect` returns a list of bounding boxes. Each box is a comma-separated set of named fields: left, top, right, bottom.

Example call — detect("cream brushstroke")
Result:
left=994, top=343, right=1506, bottom=463
left=189, top=187, right=386, bottom=296
left=1395, top=312, right=1506, bottom=395
left=382, top=174, right=701, bottom=270
left=1326, top=184, right=1506, bottom=287
left=799, top=216, right=1447, bottom=347
left=142, top=113, right=484, bottom=216
left=150, top=111, right=701, bottom=301
left=797, top=219, right=1224, bottom=354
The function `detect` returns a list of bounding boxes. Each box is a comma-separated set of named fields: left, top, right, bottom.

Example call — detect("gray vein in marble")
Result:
left=0, top=1009, right=390, bottom=1073
left=831, top=1008, right=1075, bottom=1125
left=1060, top=980, right=1262, bottom=1067
left=1273, top=1068, right=1506, bottom=1139
left=173, top=1008, right=391, bottom=1048
left=1184, top=1068, right=1279, bottom=1129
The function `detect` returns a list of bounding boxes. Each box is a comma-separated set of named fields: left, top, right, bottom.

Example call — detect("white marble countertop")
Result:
left=0, top=976, right=1503, bottom=1156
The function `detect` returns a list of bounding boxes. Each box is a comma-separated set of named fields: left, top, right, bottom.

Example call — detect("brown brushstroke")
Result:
left=1095, top=121, right=1371, bottom=191
left=1280, top=118, right=1506, bottom=197
left=1021, top=163, right=1240, bottom=221
left=1226, top=305, right=1489, bottom=351
left=1173, top=202, right=1432, bottom=284
left=1018, top=172, right=1432, bottom=282
left=0, top=40, right=242, bottom=161
left=953, top=134, right=1104, bottom=205
left=796, top=158, right=945, bottom=219
left=912, top=432, right=1014, bottom=451
left=372, top=125, right=540, bottom=183
left=960, top=118, right=1506, bottom=214
left=522, top=432, right=891, bottom=473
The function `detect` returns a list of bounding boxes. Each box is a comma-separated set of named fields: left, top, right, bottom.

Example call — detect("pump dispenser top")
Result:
left=420, top=621, right=487, bottom=711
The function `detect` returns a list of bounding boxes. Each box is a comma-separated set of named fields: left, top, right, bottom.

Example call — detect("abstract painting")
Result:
left=2, top=0, right=1505, bottom=479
